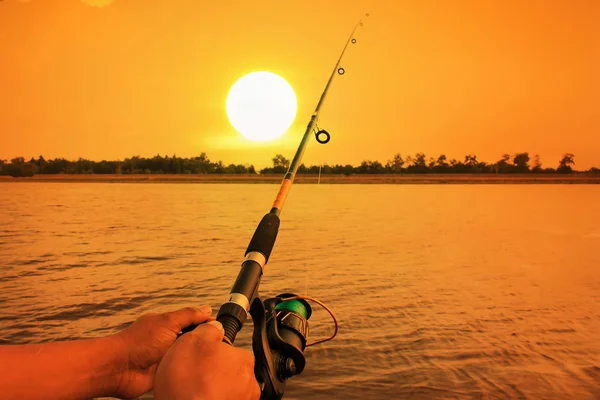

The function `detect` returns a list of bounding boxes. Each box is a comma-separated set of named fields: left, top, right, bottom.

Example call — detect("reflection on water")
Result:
left=1, top=183, right=599, bottom=399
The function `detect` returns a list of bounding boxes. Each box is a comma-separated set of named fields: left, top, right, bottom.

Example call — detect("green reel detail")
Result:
left=275, top=299, right=309, bottom=320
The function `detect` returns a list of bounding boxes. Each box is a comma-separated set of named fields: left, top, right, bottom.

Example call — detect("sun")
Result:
left=226, top=72, right=297, bottom=142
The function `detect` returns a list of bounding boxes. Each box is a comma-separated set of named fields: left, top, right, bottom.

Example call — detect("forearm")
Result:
left=0, top=336, right=126, bottom=400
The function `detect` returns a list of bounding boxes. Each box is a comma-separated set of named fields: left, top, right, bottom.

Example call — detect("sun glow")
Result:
left=80, top=0, right=116, bottom=6
left=226, top=72, right=297, bottom=142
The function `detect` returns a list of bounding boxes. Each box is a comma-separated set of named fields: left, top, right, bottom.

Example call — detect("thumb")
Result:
left=166, top=305, right=212, bottom=331
left=191, top=321, right=225, bottom=342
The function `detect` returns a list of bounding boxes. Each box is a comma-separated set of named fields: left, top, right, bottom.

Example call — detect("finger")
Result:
left=145, top=363, right=159, bottom=386
left=190, top=320, right=225, bottom=342
left=166, top=305, right=212, bottom=331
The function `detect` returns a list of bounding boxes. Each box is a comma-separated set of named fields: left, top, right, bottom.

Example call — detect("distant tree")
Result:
left=92, top=160, right=117, bottom=174
left=358, top=160, right=385, bottom=174
left=464, top=154, right=478, bottom=172
left=272, top=154, right=290, bottom=169
left=513, top=152, right=530, bottom=173
left=306, top=164, right=321, bottom=174
left=531, top=154, right=542, bottom=173
left=428, top=157, right=436, bottom=169
left=557, top=153, right=575, bottom=174
left=5, top=157, right=36, bottom=177
left=494, top=153, right=512, bottom=173
left=40, top=158, right=69, bottom=174
left=271, top=154, right=290, bottom=174
left=406, top=153, right=427, bottom=173
left=193, top=153, right=212, bottom=174
left=173, top=156, right=182, bottom=174
left=413, top=153, right=427, bottom=168
left=127, top=157, right=138, bottom=173
left=462, top=155, right=490, bottom=173
left=341, top=164, right=354, bottom=176
left=76, top=158, right=94, bottom=174
left=34, top=155, right=47, bottom=172
left=435, top=154, right=449, bottom=172
left=214, top=160, right=225, bottom=174
left=464, top=154, right=477, bottom=166
left=385, top=153, right=404, bottom=173
left=357, top=160, right=369, bottom=174
left=321, top=164, right=333, bottom=174
left=371, top=161, right=385, bottom=174
left=394, top=154, right=405, bottom=170
left=223, top=164, right=237, bottom=174
left=331, top=164, right=354, bottom=176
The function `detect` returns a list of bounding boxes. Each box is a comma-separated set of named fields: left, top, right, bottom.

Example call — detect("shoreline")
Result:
left=1, top=174, right=600, bottom=184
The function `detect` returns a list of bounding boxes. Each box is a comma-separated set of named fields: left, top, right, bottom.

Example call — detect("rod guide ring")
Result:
left=315, top=130, right=330, bottom=144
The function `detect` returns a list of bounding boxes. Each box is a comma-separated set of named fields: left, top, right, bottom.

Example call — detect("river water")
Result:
left=1, top=183, right=599, bottom=399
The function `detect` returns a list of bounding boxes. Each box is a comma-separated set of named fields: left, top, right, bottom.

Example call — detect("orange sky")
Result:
left=1, top=0, right=599, bottom=169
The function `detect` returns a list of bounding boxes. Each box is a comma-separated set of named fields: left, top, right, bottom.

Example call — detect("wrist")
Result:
left=100, top=334, right=130, bottom=398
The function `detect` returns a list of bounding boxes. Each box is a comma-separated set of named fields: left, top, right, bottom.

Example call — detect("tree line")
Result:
left=0, top=152, right=597, bottom=178
left=261, top=152, right=596, bottom=175
left=0, top=153, right=256, bottom=177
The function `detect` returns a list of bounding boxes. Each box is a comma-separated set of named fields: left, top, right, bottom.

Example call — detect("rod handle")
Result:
left=246, top=213, right=280, bottom=263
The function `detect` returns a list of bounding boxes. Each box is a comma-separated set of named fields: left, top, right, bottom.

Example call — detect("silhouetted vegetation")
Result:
left=260, top=152, right=596, bottom=175
left=557, top=153, right=575, bottom=174
left=0, top=152, right=597, bottom=178
left=0, top=153, right=256, bottom=177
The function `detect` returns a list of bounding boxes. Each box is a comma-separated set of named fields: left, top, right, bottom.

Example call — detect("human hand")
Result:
left=154, top=320, right=261, bottom=400
left=111, top=305, right=213, bottom=399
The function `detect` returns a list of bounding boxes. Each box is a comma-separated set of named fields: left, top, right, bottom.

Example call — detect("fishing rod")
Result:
left=182, top=13, right=369, bottom=399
